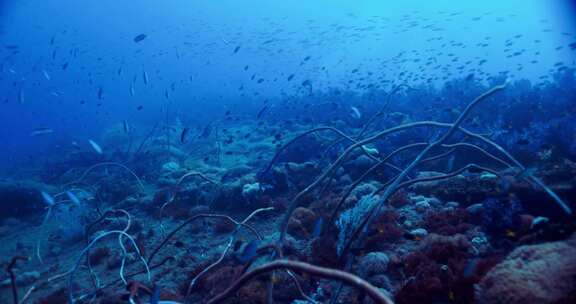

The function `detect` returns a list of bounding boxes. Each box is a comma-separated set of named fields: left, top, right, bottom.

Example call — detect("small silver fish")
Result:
left=66, top=191, right=81, bottom=205
left=123, top=120, right=130, bottom=134
left=88, top=139, right=103, bottom=154
left=350, top=106, right=361, bottom=119
left=42, top=70, right=51, bottom=80
left=41, top=191, right=55, bottom=206
left=30, top=127, right=54, bottom=136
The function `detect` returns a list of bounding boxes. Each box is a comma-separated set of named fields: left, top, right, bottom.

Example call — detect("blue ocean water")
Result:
left=0, top=1, right=575, bottom=303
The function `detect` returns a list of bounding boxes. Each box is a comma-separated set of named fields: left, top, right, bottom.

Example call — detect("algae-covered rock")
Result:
left=475, top=234, right=576, bottom=304
left=0, top=180, right=53, bottom=220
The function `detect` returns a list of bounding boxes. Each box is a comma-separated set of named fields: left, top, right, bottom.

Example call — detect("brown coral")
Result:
left=287, top=207, right=316, bottom=239
left=475, top=235, right=576, bottom=304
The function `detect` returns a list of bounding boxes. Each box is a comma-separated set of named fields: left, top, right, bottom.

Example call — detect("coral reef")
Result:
left=1, top=79, right=575, bottom=304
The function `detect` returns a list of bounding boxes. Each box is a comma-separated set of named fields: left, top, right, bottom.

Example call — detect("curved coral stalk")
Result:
left=206, top=260, right=394, bottom=304
left=67, top=230, right=150, bottom=304
left=64, top=162, right=145, bottom=191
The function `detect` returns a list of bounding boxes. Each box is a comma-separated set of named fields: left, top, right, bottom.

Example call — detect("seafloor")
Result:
left=1, top=77, right=575, bottom=304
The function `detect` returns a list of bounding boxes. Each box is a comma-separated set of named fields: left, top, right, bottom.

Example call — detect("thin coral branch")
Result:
left=379, top=163, right=500, bottom=196
left=357, top=83, right=414, bottom=138
left=159, top=171, right=220, bottom=235
left=67, top=257, right=176, bottom=302
left=184, top=207, right=273, bottom=299
left=148, top=213, right=264, bottom=264
left=206, top=260, right=394, bottom=304
left=286, top=270, right=317, bottom=303
left=329, top=142, right=426, bottom=223
left=83, top=209, right=132, bottom=288
left=68, top=230, right=151, bottom=304
left=64, top=162, right=145, bottom=191
left=175, top=171, right=219, bottom=186
left=17, top=285, right=35, bottom=304
left=5, top=256, right=29, bottom=304
left=260, top=126, right=378, bottom=178
left=131, top=121, right=161, bottom=162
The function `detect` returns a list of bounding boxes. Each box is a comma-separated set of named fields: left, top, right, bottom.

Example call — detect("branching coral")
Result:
left=5, top=255, right=29, bottom=304
left=158, top=170, right=219, bottom=235
left=183, top=207, right=273, bottom=300
left=67, top=230, right=151, bottom=304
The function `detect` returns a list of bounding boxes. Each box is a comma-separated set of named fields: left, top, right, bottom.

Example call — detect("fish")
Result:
left=41, top=191, right=55, bottom=206
left=256, top=105, right=269, bottom=119
left=30, top=127, right=54, bottom=136
left=137, top=105, right=143, bottom=111
left=129, top=84, right=135, bottom=96
left=133, top=34, right=147, bottom=43
left=350, top=106, right=362, bottom=119
left=180, top=127, right=190, bottom=144
left=233, top=46, right=241, bottom=53
left=199, top=123, right=213, bottom=138
left=88, top=139, right=103, bottom=154
left=61, top=62, right=69, bottom=70
left=123, top=120, right=131, bottom=134
left=236, top=240, right=260, bottom=263
left=42, top=70, right=51, bottom=80
left=66, top=191, right=81, bottom=205
left=97, top=87, right=103, bottom=99
left=361, top=145, right=379, bottom=157
left=143, top=71, right=149, bottom=85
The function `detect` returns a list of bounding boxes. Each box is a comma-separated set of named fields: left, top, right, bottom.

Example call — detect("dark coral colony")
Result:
left=1, top=2, right=576, bottom=304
